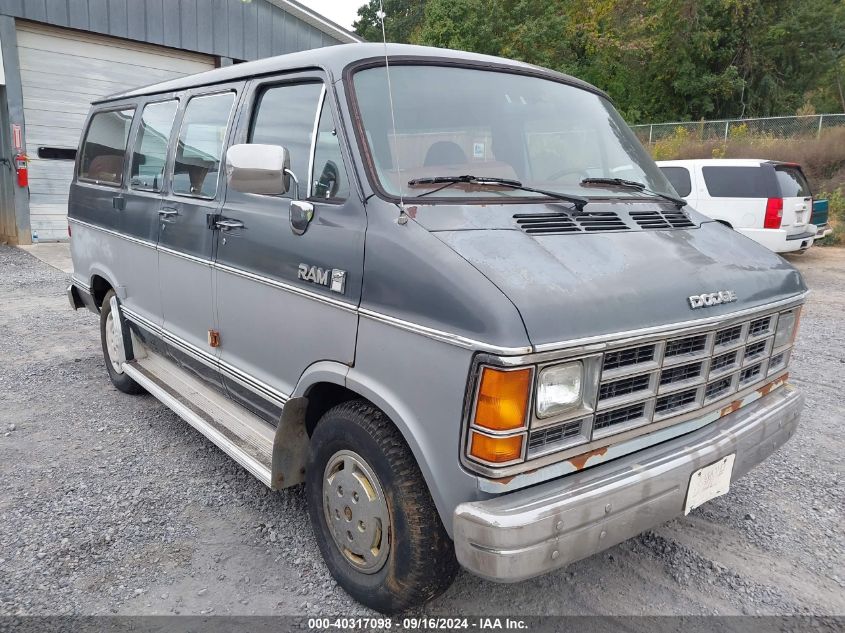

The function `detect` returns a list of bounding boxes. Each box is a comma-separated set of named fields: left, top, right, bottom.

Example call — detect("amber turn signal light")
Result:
left=469, top=431, right=524, bottom=464
left=474, top=367, right=531, bottom=431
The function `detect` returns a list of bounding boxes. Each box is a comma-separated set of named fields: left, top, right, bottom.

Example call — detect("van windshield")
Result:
left=352, top=64, right=675, bottom=201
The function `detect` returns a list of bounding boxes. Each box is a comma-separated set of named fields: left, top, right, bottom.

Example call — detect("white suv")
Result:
left=657, top=159, right=816, bottom=253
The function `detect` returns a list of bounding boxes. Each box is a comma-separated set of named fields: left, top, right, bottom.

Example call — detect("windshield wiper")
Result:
left=408, top=175, right=588, bottom=211
left=580, top=177, right=687, bottom=208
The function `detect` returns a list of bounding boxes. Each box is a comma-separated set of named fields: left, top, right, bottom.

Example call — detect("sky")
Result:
left=298, top=0, right=362, bottom=30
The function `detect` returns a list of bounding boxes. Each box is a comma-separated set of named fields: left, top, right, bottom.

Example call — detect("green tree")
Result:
left=354, top=0, right=845, bottom=120
left=353, top=0, right=428, bottom=43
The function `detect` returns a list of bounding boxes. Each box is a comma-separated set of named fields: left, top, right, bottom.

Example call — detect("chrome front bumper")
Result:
left=453, top=384, right=803, bottom=582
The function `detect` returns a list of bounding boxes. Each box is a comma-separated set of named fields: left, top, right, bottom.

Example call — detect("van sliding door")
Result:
left=157, top=84, right=242, bottom=388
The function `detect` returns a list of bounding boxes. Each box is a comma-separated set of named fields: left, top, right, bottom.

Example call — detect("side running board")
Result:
left=122, top=351, right=275, bottom=487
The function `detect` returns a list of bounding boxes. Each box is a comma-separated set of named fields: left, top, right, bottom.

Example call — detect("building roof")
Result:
left=96, top=43, right=606, bottom=104
left=268, top=0, right=363, bottom=44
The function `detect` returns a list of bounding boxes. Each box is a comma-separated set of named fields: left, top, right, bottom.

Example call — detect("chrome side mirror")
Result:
left=226, top=144, right=290, bottom=195
left=283, top=166, right=315, bottom=236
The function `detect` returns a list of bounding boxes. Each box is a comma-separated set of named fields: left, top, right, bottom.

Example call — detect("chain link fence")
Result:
left=631, top=114, right=845, bottom=145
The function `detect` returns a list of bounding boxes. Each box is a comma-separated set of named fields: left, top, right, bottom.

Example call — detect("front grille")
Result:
left=603, top=343, right=655, bottom=371
left=711, top=349, right=738, bottom=373
left=739, top=361, right=764, bottom=385
left=599, top=373, right=651, bottom=400
left=660, top=361, right=703, bottom=386
left=715, top=325, right=743, bottom=347
left=655, top=387, right=699, bottom=415
left=665, top=334, right=708, bottom=358
left=749, top=316, right=773, bottom=337
left=769, top=350, right=787, bottom=373
left=527, top=419, right=584, bottom=455
left=594, top=402, right=646, bottom=432
left=744, top=339, right=768, bottom=361
left=587, top=306, right=794, bottom=443
left=705, top=376, right=733, bottom=400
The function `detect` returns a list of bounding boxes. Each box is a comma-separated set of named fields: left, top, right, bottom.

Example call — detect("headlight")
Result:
left=536, top=362, right=583, bottom=418
left=774, top=307, right=801, bottom=348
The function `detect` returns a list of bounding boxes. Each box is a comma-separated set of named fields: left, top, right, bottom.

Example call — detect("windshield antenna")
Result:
left=377, top=1, right=407, bottom=223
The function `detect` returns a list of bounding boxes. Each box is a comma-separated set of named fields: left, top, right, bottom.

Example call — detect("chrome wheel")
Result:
left=104, top=309, right=124, bottom=374
left=323, top=449, right=390, bottom=574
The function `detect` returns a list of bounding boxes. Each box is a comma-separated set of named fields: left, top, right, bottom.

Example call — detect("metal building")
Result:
left=0, top=0, right=359, bottom=244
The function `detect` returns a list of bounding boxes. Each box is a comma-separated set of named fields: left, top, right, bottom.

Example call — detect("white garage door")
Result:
left=17, top=22, right=215, bottom=241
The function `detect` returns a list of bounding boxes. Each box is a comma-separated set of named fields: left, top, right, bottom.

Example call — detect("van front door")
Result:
left=158, top=86, right=240, bottom=386
left=213, top=77, right=364, bottom=421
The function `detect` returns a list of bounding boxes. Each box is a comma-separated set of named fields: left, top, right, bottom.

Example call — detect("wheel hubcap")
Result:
left=105, top=311, right=123, bottom=374
left=323, top=450, right=389, bottom=574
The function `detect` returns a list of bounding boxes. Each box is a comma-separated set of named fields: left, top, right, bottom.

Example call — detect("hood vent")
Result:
left=515, top=211, right=627, bottom=234
left=630, top=210, right=696, bottom=229
left=514, top=208, right=695, bottom=235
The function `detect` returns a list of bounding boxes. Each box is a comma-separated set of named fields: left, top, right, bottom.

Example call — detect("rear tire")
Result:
left=99, top=290, right=144, bottom=395
left=306, top=400, right=458, bottom=613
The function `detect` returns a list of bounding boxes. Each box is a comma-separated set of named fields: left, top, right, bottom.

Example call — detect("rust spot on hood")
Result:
left=567, top=446, right=608, bottom=471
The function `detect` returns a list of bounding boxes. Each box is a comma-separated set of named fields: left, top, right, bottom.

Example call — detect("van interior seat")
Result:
left=424, top=141, right=468, bottom=167
left=87, top=155, right=125, bottom=183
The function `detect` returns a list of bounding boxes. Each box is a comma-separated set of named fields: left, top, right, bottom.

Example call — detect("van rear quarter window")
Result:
left=78, top=108, right=134, bottom=186
left=701, top=166, right=777, bottom=198
left=659, top=166, right=692, bottom=197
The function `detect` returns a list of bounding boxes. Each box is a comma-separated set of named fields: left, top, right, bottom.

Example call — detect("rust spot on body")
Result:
left=721, top=400, right=742, bottom=417
left=567, top=446, right=608, bottom=471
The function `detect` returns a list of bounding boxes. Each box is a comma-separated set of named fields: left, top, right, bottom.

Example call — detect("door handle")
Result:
left=215, top=219, right=244, bottom=231
left=158, top=208, right=179, bottom=218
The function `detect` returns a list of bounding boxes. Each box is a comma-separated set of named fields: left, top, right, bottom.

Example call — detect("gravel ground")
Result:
left=0, top=243, right=843, bottom=617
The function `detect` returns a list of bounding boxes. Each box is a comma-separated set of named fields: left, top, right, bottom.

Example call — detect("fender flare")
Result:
left=279, top=362, right=448, bottom=524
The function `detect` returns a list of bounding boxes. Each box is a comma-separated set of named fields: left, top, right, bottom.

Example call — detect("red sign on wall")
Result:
left=12, top=124, right=22, bottom=151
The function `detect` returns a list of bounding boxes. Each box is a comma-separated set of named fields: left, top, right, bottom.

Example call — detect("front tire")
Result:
left=99, top=290, right=144, bottom=395
left=306, top=401, right=458, bottom=613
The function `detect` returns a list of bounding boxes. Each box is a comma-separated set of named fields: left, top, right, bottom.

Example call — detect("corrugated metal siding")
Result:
left=0, top=0, right=346, bottom=61
left=18, top=22, right=215, bottom=241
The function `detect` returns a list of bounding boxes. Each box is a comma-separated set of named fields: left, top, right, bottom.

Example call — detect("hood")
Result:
left=423, top=204, right=806, bottom=349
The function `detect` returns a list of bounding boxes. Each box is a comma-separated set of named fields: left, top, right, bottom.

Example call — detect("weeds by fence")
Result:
left=631, top=114, right=845, bottom=145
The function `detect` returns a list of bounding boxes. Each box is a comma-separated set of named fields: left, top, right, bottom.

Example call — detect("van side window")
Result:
left=78, top=108, right=134, bottom=186
left=659, top=166, right=692, bottom=197
left=311, top=98, right=350, bottom=201
left=173, top=92, right=235, bottom=198
left=249, top=83, right=322, bottom=199
left=130, top=100, right=178, bottom=191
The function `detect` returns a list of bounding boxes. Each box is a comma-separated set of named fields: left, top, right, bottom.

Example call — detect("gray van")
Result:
left=67, top=44, right=807, bottom=613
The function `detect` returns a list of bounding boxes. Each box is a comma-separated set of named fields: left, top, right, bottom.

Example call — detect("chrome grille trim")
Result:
left=527, top=418, right=589, bottom=458
left=591, top=306, right=794, bottom=440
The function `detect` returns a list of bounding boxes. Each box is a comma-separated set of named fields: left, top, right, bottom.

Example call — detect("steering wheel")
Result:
left=315, top=160, right=340, bottom=199
left=545, top=166, right=590, bottom=182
